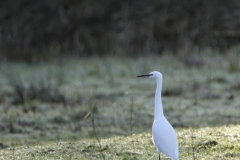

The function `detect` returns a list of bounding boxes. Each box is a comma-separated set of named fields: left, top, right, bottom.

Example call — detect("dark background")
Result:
left=1, top=0, right=240, bottom=62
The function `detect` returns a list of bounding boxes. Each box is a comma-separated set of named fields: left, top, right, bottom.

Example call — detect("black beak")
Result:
left=136, top=74, right=153, bottom=77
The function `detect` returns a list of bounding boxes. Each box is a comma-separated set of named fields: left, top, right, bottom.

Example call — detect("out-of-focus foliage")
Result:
left=1, top=0, right=240, bottom=61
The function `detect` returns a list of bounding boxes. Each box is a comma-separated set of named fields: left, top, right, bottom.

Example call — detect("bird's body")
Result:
left=137, top=71, right=179, bottom=160
left=152, top=116, right=178, bottom=159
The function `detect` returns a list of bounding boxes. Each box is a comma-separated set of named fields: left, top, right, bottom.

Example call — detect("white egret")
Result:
left=137, top=71, right=179, bottom=160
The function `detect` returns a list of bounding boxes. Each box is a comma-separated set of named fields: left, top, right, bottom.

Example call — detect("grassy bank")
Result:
left=1, top=125, right=240, bottom=159
left=0, top=52, right=240, bottom=159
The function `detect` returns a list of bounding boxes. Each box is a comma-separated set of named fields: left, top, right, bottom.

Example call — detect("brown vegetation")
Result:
left=1, top=0, right=240, bottom=61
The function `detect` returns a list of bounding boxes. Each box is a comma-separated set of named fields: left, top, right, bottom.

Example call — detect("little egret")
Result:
left=137, top=71, right=179, bottom=160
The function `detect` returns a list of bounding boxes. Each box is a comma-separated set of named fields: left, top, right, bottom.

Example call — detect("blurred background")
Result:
left=1, top=0, right=240, bottom=62
left=1, top=0, right=240, bottom=147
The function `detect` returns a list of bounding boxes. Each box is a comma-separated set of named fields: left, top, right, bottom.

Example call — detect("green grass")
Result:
left=0, top=52, right=240, bottom=159
left=1, top=125, right=240, bottom=159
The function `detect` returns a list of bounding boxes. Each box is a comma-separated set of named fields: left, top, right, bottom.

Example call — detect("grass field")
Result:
left=0, top=52, right=240, bottom=159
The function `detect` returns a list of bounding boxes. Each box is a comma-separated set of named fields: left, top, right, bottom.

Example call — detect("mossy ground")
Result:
left=0, top=52, right=240, bottom=159
left=1, top=126, right=240, bottom=159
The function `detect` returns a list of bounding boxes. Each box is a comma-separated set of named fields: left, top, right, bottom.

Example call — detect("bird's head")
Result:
left=137, top=71, right=162, bottom=79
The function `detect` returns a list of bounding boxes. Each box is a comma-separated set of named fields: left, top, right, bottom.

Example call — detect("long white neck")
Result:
left=154, top=78, right=164, bottom=119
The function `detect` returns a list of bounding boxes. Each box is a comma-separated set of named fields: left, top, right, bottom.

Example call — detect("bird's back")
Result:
left=152, top=116, right=179, bottom=160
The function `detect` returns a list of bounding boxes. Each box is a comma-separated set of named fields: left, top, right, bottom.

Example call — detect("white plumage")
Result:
left=137, top=71, right=179, bottom=160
